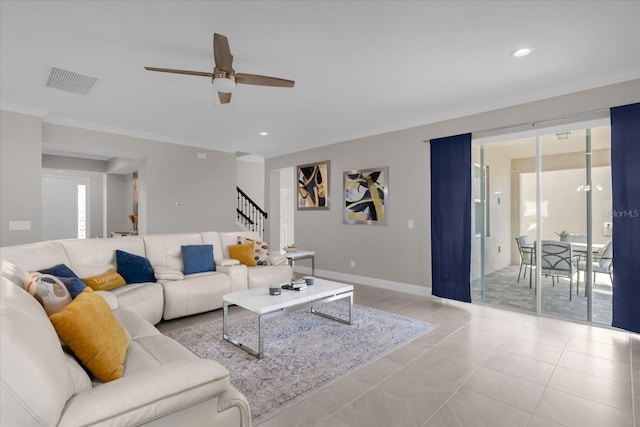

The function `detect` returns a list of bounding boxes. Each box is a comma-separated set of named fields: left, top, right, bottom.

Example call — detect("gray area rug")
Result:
left=166, top=302, right=437, bottom=425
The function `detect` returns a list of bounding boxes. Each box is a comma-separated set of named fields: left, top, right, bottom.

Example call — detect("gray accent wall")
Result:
left=1, top=111, right=43, bottom=246
left=1, top=113, right=238, bottom=246
left=265, top=79, right=640, bottom=291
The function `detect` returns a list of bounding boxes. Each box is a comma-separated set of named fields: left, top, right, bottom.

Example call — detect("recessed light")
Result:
left=511, top=47, right=533, bottom=58
left=259, top=131, right=268, bottom=136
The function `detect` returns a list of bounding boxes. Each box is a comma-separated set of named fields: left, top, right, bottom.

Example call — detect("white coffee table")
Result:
left=285, top=250, right=315, bottom=276
left=223, top=279, right=353, bottom=358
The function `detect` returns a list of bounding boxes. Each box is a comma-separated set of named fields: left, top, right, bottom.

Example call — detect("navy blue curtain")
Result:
left=430, top=133, right=472, bottom=302
left=611, top=102, right=640, bottom=333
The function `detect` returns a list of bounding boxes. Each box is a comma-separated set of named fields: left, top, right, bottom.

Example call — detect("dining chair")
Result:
left=515, top=235, right=534, bottom=285
left=539, top=240, right=577, bottom=300
left=576, top=240, right=613, bottom=295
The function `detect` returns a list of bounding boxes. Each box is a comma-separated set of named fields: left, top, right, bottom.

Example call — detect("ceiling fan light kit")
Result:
left=145, top=33, right=294, bottom=104
left=213, top=73, right=236, bottom=93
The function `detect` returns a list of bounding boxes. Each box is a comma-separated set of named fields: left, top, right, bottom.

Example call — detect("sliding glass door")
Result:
left=472, top=124, right=612, bottom=326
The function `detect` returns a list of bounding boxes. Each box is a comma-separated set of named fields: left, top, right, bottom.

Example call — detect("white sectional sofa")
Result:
left=0, top=230, right=292, bottom=426
left=0, top=230, right=292, bottom=323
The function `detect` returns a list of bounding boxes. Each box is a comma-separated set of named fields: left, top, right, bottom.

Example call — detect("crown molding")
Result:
left=0, top=102, right=50, bottom=118
left=42, top=115, right=220, bottom=151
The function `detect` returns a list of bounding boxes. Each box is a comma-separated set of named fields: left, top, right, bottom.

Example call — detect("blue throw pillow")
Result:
left=115, top=250, right=156, bottom=284
left=39, top=264, right=86, bottom=298
left=182, top=245, right=215, bottom=275
left=58, top=277, right=87, bottom=299
left=39, top=263, right=80, bottom=279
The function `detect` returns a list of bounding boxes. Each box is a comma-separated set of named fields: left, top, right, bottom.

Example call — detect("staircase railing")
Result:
left=236, top=187, right=267, bottom=238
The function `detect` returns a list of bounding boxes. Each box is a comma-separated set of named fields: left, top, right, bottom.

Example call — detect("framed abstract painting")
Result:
left=297, top=161, right=330, bottom=210
left=343, top=167, right=388, bottom=224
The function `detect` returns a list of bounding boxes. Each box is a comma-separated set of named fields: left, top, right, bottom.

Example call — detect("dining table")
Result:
left=570, top=242, right=606, bottom=255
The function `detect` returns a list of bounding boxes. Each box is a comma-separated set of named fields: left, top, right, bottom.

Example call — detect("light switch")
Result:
left=9, top=220, right=31, bottom=231
left=408, top=220, right=414, bottom=229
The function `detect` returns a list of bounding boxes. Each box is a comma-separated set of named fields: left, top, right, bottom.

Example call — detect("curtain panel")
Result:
left=430, top=133, right=472, bottom=302
left=610, top=102, right=640, bottom=333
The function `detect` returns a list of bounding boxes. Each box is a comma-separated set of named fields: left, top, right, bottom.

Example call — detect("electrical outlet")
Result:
left=350, top=260, right=355, bottom=268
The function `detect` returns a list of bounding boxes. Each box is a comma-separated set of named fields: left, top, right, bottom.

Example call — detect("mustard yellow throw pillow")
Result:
left=49, top=288, right=130, bottom=382
left=83, top=268, right=126, bottom=291
left=228, top=243, right=257, bottom=266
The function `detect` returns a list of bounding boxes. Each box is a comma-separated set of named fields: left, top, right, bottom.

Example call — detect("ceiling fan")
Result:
left=145, top=33, right=295, bottom=104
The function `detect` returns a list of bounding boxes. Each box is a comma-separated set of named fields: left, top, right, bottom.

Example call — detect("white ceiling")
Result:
left=1, top=1, right=639, bottom=159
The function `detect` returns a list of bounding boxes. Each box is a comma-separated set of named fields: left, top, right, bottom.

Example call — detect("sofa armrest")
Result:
left=216, top=258, right=241, bottom=267
left=153, top=265, right=184, bottom=281
left=58, top=360, right=230, bottom=427
left=269, top=253, right=288, bottom=266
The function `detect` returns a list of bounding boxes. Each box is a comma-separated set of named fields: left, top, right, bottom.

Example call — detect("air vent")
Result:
left=45, top=66, right=98, bottom=96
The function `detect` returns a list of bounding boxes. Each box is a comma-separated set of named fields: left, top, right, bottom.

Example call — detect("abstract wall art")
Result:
left=343, top=167, right=388, bottom=224
left=297, top=161, right=330, bottom=210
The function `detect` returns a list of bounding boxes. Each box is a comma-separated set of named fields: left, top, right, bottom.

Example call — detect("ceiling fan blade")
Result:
left=235, top=73, right=295, bottom=88
left=214, top=33, right=233, bottom=71
left=218, top=92, right=232, bottom=104
left=144, top=67, right=213, bottom=77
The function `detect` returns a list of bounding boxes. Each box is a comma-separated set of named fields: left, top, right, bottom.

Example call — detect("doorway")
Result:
left=472, top=122, right=613, bottom=325
left=278, top=167, right=295, bottom=250
left=42, top=174, right=90, bottom=240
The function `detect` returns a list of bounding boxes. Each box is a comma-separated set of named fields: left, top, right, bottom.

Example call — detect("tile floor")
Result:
left=158, top=283, right=638, bottom=427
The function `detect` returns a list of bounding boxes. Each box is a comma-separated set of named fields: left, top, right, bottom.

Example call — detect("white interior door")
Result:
left=279, top=188, right=290, bottom=250
left=42, top=175, right=89, bottom=240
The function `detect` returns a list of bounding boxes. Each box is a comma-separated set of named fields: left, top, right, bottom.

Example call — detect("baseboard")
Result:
left=293, top=266, right=431, bottom=297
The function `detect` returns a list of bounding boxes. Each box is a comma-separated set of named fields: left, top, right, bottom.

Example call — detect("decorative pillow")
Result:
left=238, top=236, right=270, bottom=266
left=82, top=269, right=126, bottom=292
left=39, top=263, right=80, bottom=279
left=228, top=243, right=257, bottom=266
left=24, top=272, right=72, bottom=315
left=58, top=277, right=87, bottom=299
left=39, top=264, right=86, bottom=298
left=115, top=250, right=156, bottom=284
left=181, top=244, right=216, bottom=274
left=49, top=288, right=130, bottom=382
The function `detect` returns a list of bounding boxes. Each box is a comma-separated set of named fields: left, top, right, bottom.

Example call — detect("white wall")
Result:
left=236, top=157, right=265, bottom=209
left=520, top=166, right=612, bottom=243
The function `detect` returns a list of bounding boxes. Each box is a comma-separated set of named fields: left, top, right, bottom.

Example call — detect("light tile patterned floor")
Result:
left=158, top=282, right=637, bottom=427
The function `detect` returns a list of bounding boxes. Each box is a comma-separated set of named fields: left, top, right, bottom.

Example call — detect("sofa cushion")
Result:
left=142, top=233, right=203, bottom=272
left=110, top=282, right=164, bottom=325
left=153, top=265, right=185, bottom=281
left=182, top=244, right=215, bottom=274
left=0, top=278, right=78, bottom=427
left=228, top=243, right=256, bottom=266
left=49, top=288, right=131, bottom=382
left=83, top=268, right=126, bottom=292
left=238, top=236, right=270, bottom=266
left=24, top=272, right=72, bottom=315
left=116, top=249, right=156, bottom=284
